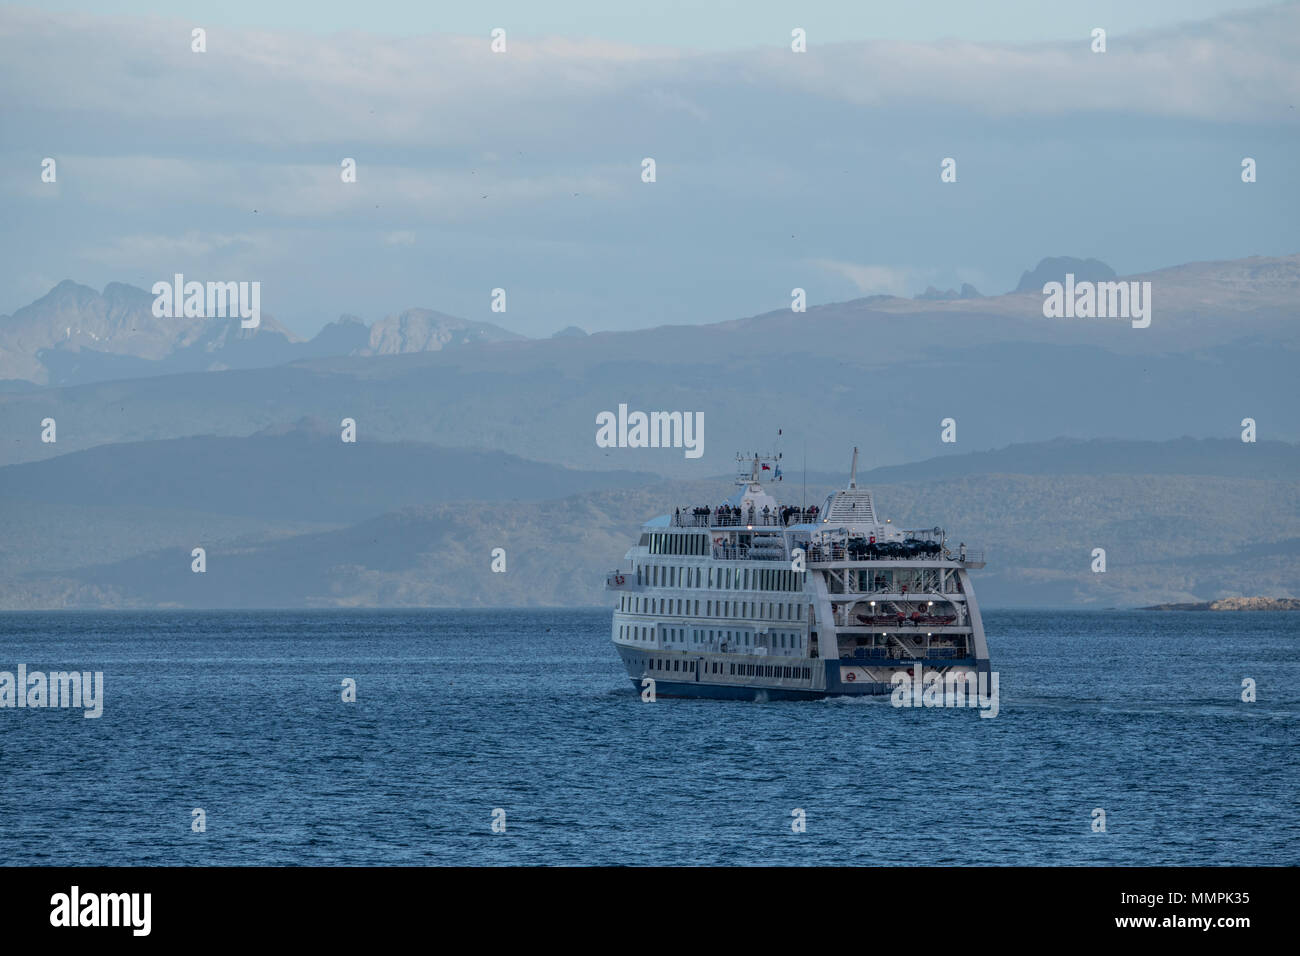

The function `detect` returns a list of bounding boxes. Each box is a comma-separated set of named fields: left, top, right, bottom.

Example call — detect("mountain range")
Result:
left=1, top=250, right=1296, bottom=609
left=0, top=432, right=1295, bottom=610
left=0, top=280, right=521, bottom=387
left=6, top=253, right=1297, bottom=391
left=1, top=252, right=1297, bottom=478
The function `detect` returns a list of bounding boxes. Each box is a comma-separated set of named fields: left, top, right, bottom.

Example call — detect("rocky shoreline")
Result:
left=1140, top=596, right=1300, bottom=611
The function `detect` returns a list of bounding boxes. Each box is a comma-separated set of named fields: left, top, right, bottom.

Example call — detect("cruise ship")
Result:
left=606, top=449, right=991, bottom=700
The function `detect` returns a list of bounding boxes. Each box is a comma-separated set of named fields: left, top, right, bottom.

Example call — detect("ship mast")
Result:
left=849, top=446, right=859, bottom=489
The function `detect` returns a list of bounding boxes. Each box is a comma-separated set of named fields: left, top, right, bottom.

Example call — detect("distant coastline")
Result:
left=1140, top=597, right=1300, bottom=611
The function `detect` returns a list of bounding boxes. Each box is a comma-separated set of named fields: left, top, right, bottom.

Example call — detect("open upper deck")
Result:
left=635, top=447, right=985, bottom=568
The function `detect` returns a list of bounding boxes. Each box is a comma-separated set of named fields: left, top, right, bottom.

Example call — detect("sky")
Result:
left=2, top=0, right=1297, bottom=338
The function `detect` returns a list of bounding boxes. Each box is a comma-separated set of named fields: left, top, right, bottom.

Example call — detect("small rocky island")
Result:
left=1141, top=596, right=1300, bottom=611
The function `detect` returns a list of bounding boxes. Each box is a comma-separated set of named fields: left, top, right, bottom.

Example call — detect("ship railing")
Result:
left=712, top=514, right=783, bottom=528
left=806, top=546, right=983, bottom=564
left=672, top=509, right=814, bottom=528
left=673, top=510, right=714, bottom=528
left=712, top=546, right=789, bottom=562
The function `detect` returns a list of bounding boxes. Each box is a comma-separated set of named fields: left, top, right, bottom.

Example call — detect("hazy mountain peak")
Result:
left=0, top=282, right=525, bottom=385
left=367, top=308, right=522, bottom=355
left=914, top=283, right=983, bottom=301
left=1014, top=257, right=1117, bottom=293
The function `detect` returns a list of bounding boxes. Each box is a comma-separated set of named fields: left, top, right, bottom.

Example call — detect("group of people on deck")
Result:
left=779, top=505, right=818, bottom=525
left=678, top=503, right=820, bottom=527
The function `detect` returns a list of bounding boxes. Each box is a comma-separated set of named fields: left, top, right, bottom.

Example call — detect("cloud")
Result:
left=810, top=260, right=912, bottom=296
left=1, top=4, right=1295, bottom=333
left=81, top=231, right=275, bottom=270
left=0, top=2, right=1295, bottom=165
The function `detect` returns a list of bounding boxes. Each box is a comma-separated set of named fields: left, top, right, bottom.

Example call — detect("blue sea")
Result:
left=0, top=609, right=1295, bottom=866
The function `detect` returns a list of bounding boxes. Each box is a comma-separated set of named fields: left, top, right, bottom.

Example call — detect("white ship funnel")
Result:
left=820, top=447, right=881, bottom=530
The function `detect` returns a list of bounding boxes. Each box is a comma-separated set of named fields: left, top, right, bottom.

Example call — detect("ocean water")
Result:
left=0, top=608, right=1295, bottom=866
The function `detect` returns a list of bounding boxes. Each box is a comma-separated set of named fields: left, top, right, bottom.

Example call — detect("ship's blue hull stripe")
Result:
left=628, top=678, right=887, bottom=701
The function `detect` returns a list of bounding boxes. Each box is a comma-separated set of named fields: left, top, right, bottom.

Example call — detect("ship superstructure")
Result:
left=605, top=449, right=991, bottom=700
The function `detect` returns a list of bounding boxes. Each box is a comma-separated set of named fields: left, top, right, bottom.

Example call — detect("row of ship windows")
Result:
left=620, top=625, right=804, bottom=651
left=620, top=594, right=805, bottom=622
left=645, top=532, right=710, bottom=556
left=638, top=562, right=803, bottom=593
left=645, top=656, right=812, bottom=681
